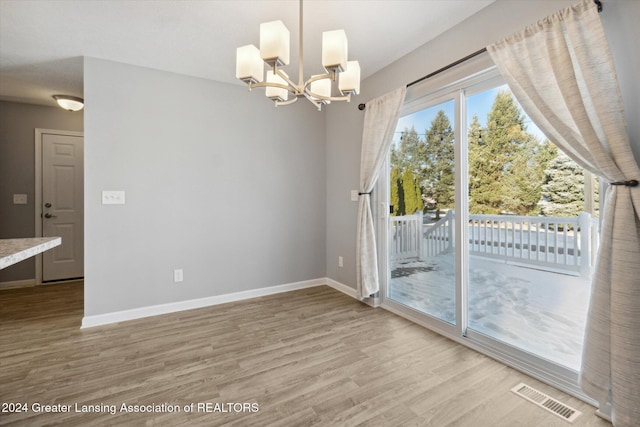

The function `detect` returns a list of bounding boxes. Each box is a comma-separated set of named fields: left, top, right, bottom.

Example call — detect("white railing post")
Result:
left=447, top=210, right=454, bottom=253
left=578, top=212, right=591, bottom=277
left=416, top=210, right=423, bottom=261
left=591, top=216, right=600, bottom=268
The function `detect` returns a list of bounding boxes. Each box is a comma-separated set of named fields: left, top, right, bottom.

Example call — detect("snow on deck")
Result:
left=389, top=255, right=591, bottom=370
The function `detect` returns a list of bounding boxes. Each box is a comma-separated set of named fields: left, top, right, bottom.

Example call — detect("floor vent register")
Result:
left=511, top=382, right=582, bottom=423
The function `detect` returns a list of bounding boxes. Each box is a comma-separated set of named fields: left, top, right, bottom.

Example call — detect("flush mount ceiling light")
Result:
left=235, top=0, right=360, bottom=110
left=53, top=95, right=84, bottom=112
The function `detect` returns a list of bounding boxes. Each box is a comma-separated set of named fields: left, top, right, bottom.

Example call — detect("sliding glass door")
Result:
left=465, top=84, right=596, bottom=371
left=388, top=98, right=456, bottom=326
left=382, top=64, right=598, bottom=388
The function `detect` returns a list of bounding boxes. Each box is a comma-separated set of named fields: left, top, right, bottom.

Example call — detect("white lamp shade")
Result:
left=265, top=71, right=289, bottom=102
left=310, top=76, right=331, bottom=104
left=339, top=60, right=360, bottom=95
left=53, top=95, right=84, bottom=111
left=260, top=20, right=290, bottom=67
left=236, top=45, right=264, bottom=84
left=322, top=29, right=347, bottom=73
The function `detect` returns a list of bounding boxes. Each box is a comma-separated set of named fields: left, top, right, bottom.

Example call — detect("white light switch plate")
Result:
left=13, top=194, right=28, bottom=204
left=351, top=190, right=359, bottom=202
left=102, top=190, right=125, bottom=205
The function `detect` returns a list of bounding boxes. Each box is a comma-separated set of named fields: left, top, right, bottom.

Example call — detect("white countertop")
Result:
left=0, top=237, right=62, bottom=270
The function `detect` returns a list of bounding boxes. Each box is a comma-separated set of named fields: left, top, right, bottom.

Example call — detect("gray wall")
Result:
left=84, top=58, right=326, bottom=316
left=325, top=0, right=640, bottom=289
left=0, top=101, right=83, bottom=282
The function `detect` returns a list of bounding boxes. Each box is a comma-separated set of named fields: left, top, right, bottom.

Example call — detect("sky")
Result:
left=393, top=84, right=547, bottom=146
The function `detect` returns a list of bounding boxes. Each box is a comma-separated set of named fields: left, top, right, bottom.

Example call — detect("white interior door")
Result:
left=42, top=133, right=84, bottom=281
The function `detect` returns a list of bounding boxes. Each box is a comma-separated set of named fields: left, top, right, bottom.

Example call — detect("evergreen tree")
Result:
left=390, top=144, right=401, bottom=173
left=539, top=152, right=585, bottom=217
left=423, top=110, right=455, bottom=219
left=501, top=134, right=549, bottom=215
left=391, top=125, right=427, bottom=217
left=390, top=165, right=403, bottom=216
left=467, top=114, right=483, bottom=213
left=468, top=113, right=502, bottom=214
left=414, top=176, right=424, bottom=214
left=402, top=168, right=423, bottom=214
left=394, top=126, right=426, bottom=176
left=468, top=90, right=545, bottom=215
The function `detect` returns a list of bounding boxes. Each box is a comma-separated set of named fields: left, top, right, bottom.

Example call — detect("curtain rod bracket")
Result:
left=594, top=0, right=603, bottom=13
left=610, top=179, right=638, bottom=187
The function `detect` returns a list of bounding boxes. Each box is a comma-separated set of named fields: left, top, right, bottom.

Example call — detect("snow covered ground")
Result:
left=389, top=254, right=592, bottom=370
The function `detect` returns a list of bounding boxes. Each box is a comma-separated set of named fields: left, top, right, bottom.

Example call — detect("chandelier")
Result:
left=235, top=0, right=360, bottom=111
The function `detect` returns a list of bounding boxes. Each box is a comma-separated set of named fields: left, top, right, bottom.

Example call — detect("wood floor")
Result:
left=0, top=282, right=610, bottom=426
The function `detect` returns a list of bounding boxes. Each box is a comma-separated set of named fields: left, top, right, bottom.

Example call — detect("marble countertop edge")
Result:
left=0, top=237, right=62, bottom=270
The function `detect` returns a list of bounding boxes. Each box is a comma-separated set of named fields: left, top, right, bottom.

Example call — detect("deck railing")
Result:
left=423, top=211, right=454, bottom=257
left=390, top=213, right=422, bottom=261
left=391, top=211, right=598, bottom=276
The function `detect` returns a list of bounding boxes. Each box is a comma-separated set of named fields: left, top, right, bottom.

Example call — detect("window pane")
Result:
left=389, top=99, right=456, bottom=325
left=466, top=85, right=597, bottom=369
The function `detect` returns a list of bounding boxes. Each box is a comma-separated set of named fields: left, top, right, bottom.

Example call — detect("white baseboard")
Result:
left=325, top=278, right=380, bottom=307
left=0, top=278, right=36, bottom=290
left=81, top=277, right=371, bottom=329
left=325, top=277, right=358, bottom=299
left=81, top=278, right=326, bottom=328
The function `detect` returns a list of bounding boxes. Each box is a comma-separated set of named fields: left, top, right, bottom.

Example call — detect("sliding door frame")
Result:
left=377, top=57, right=597, bottom=406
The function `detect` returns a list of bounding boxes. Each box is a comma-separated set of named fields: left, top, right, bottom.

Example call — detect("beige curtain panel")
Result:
left=357, top=86, right=406, bottom=299
left=487, top=0, right=639, bottom=425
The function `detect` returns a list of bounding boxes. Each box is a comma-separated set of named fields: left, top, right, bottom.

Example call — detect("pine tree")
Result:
left=390, top=165, right=403, bottom=216
left=402, top=168, right=423, bottom=214
left=501, top=134, right=548, bottom=215
left=414, top=176, right=424, bottom=214
left=468, top=114, right=485, bottom=213
left=391, top=125, right=427, bottom=217
left=468, top=90, right=546, bottom=215
left=539, top=152, right=585, bottom=217
left=394, top=126, right=425, bottom=176
left=423, top=109, right=455, bottom=219
left=468, top=113, right=502, bottom=214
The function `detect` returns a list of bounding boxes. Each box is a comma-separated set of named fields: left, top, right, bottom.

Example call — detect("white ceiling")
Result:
left=0, top=0, right=495, bottom=108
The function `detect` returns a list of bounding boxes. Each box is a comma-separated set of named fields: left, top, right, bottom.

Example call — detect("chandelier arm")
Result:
left=302, top=73, right=351, bottom=104
left=303, top=73, right=334, bottom=86
left=302, top=92, right=325, bottom=111
left=304, top=86, right=352, bottom=103
left=302, top=73, right=351, bottom=101
left=249, top=81, right=298, bottom=95
left=274, top=68, right=302, bottom=94
left=275, top=97, right=299, bottom=107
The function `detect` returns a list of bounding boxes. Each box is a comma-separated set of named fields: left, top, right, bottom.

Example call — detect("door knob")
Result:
left=45, top=202, right=52, bottom=208
left=44, top=212, right=57, bottom=218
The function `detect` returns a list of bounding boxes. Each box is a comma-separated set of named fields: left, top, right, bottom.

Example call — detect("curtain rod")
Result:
left=406, top=47, right=487, bottom=89
left=358, top=0, right=603, bottom=111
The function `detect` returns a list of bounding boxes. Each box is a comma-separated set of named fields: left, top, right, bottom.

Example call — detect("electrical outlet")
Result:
left=351, top=190, right=359, bottom=202
left=173, top=269, right=183, bottom=283
left=338, top=256, right=344, bottom=268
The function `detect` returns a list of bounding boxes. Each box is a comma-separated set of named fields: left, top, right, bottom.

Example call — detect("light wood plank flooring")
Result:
left=0, top=282, right=610, bottom=426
